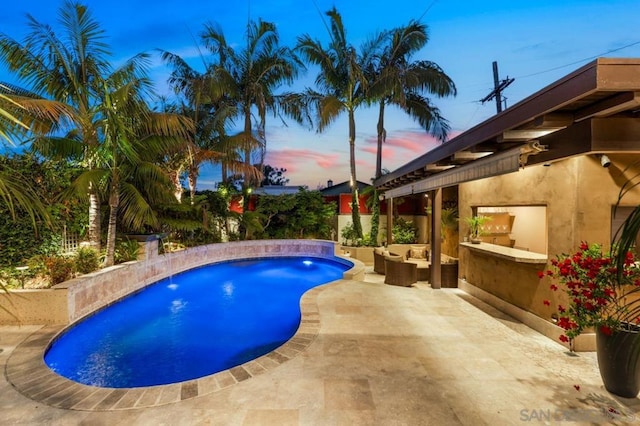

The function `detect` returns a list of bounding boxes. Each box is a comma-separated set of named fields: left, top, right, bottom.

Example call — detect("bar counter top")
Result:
left=460, top=242, right=548, bottom=264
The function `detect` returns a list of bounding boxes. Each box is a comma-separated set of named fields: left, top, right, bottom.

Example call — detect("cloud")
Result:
left=359, top=130, right=441, bottom=166
left=265, top=149, right=340, bottom=173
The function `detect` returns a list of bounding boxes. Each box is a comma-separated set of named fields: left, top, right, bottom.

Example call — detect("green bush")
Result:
left=43, top=255, right=75, bottom=286
left=341, top=222, right=358, bottom=246
left=114, top=238, right=140, bottom=264
left=0, top=154, right=86, bottom=267
left=392, top=218, right=418, bottom=244
left=75, top=246, right=100, bottom=274
left=254, top=189, right=335, bottom=240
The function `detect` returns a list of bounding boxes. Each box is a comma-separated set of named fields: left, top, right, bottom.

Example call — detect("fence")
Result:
left=61, top=226, right=82, bottom=255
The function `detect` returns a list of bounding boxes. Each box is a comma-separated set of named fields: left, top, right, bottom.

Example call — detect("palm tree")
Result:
left=202, top=19, right=304, bottom=197
left=0, top=83, right=68, bottom=227
left=296, top=7, right=385, bottom=239
left=69, top=63, right=193, bottom=266
left=0, top=1, right=116, bottom=250
left=160, top=51, right=250, bottom=204
left=370, top=21, right=457, bottom=179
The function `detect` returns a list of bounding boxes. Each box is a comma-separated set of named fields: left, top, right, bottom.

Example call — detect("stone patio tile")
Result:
left=111, top=388, right=145, bottom=410
left=156, top=384, right=182, bottom=406
left=1, top=269, right=639, bottom=424
left=324, top=379, right=375, bottom=410
left=136, top=387, right=163, bottom=407
left=242, top=409, right=299, bottom=425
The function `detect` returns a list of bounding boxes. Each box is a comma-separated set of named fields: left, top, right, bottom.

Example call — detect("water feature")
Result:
left=44, top=256, right=350, bottom=388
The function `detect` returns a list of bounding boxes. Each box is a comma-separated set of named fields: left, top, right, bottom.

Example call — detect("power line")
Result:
left=418, top=0, right=439, bottom=21
left=515, top=40, right=640, bottom=80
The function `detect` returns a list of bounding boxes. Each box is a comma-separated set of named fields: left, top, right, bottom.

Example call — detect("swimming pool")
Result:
left=44, top=256, right=350, bottom=388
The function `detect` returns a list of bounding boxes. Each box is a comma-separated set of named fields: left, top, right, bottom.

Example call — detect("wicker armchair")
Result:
left=384, top=257, right=417, bottom=287
left=373, top=249, right=402, bottom=275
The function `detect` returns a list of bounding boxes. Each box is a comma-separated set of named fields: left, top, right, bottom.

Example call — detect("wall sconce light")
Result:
left=600, top=154, right=611, bottom=168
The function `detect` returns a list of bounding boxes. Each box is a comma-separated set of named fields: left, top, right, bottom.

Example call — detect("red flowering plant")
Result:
left=539, top=241, right=640, bottom=347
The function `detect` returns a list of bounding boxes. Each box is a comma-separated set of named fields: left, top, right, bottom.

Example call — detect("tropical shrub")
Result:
left=43, top=255, right=75, bottom=286
left=255, top=189, right=335, bottom=240
left=75, top=246, right=100, bottom=274
left=392, top=218, right=417, bottom=244
left=114, top=238, right=140, bottom=264
left=0, top=154, right=86, bottom=266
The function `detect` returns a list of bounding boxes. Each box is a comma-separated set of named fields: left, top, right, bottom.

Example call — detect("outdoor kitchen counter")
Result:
left=460, top=242, right=548, bottom=264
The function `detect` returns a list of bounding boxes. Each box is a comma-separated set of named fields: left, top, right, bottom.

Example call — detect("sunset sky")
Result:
left=2, top=0, right=640, bottom=189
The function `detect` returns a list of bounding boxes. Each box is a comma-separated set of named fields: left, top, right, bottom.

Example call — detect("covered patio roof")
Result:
left=374, top=58, right=640, bottom=197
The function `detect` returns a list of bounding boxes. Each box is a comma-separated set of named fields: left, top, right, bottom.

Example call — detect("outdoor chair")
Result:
left=384, top=256, right=417, bottom=287
left=373, top=248, right=402, bottom=275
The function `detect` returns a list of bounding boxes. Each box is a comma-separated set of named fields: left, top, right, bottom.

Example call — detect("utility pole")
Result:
left=480, top=61, right=515, bottom=113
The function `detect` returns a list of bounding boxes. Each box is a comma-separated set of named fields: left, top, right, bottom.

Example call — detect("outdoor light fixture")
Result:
left=600, top=154, right=611, bottom=168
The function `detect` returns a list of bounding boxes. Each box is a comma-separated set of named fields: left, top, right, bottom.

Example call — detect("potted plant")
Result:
left=464, top=215, right=491, bottom=244
left=539, top=241, right=640, bottom=397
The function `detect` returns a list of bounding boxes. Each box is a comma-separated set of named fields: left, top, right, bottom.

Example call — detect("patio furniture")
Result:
left=384, top=256, right=417, bottom=287
left=404, top=249, right=459, bottom=287
left=373, top=248, right=401, bottom=274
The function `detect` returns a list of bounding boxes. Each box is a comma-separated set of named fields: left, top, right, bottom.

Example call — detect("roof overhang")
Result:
left=374, top=58, right=640, bottom=194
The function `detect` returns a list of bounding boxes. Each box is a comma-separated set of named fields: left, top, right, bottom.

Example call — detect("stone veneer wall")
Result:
left=458, top=154, right=640, bottom=350
left=1, top=239, right=360, bottom=325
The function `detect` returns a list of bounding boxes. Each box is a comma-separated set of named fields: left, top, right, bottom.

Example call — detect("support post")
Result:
left=386, top=197, right=393, bottom=246
left=430, top=189, right=442, bottom=289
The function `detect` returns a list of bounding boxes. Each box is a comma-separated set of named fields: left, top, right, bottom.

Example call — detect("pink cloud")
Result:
left=362, top=129, right=465, bottom=155
left=359, top=130, right=450, bottom=173
left=265, top=149, right=340, bottom=174
left=360, top=145, right=378, bottom=155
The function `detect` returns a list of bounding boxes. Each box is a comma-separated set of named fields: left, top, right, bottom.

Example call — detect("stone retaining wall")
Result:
left=0, top=239, right=361, bottom=325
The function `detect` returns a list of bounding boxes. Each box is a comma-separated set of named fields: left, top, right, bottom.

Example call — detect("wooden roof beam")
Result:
left=575, top=91, right=640, bottom=122
left=499, top=128, right=565, bottom=142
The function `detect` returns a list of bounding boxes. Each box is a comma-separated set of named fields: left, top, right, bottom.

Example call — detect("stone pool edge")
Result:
left=4, top=239, right=365, bottom=411
left=4, top=279, right=344, bottom=411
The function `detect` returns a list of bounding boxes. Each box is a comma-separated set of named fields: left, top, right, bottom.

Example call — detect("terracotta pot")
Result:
left=596, top=323, right=640, bottom=398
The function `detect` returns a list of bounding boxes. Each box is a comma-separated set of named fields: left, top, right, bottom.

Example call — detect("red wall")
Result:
left=338, top=194, right=371, bottom=214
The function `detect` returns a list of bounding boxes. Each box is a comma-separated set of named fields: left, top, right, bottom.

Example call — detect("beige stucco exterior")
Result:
left=458, top=154, right=640, bottom=349
left=0, top=289, right=68, bottom=325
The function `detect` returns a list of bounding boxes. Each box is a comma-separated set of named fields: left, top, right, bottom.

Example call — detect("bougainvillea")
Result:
left=539, top=242, right=640, bottom=345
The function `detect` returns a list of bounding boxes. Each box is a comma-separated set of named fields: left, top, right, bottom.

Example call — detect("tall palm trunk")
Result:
left=348, top=109, right=363, bottom=238
left=188, top=166, right=198, bottom=205
left=103, top=184, right=120, bottom=267
left=242, top=108, right=252, bottom=208
left=169, top=168, right=183, bottom=203
left=88, top=185, right=101, bottom=251
left=375, top=100, right=386, bottom=179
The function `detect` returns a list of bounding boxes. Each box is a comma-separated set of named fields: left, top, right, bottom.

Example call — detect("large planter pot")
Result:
left=596, top=323, right=640, bottom=398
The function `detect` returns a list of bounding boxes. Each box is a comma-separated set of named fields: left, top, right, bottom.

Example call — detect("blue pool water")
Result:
left=45, top=256, right=350, bottom=388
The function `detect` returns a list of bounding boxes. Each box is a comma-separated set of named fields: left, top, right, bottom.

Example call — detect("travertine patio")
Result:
left=1, top=268, right=639, bottom=425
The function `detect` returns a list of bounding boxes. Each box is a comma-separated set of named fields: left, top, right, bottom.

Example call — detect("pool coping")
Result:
left=4, top=281, right=336, bottom=411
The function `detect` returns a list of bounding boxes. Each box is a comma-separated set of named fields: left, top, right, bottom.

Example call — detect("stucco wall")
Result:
left=0, top=289, right=68, bottom=325
left=459, top=154, right=640, bottom=323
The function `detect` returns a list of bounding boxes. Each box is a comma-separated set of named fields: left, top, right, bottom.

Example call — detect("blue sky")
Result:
left=2, top=0, right=640, bottom=189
